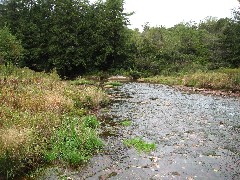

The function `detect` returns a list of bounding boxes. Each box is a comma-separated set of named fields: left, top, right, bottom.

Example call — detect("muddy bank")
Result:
left=37, top=82, right=240, bottom=179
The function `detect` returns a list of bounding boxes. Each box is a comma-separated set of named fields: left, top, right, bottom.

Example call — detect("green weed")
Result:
left=120, top=119, right=132, bottom=126
left=71, top=78, right=95, bottom=85
left=123, top=137, right=156, bottom=153
left=104, top=81, right=123, bottom=87
left=44, top=117, right=103, bottom=165
left=82, top=115, right=100, bottom=129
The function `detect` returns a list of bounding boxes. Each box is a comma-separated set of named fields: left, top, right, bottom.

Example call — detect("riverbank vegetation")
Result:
left=141, top=68, right=240, bottom=91
left=0, top=64, right=108, bottom=179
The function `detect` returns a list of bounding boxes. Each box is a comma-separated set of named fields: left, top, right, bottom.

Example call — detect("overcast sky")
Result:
left=89, top=0, right=239, bottom=30
left=124, top=0, right=239, bottom=30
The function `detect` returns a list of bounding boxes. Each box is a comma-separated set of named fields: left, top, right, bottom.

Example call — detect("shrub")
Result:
left=129, top=70, right=141, bottom=80
left=0, top=27, right=24, bottom=65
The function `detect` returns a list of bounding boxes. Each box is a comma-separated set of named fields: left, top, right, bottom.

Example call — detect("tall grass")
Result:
left=0, top=64, right=108, bottom=179
left=140, top=68, right=240, bottom=91
left=139, top=75, right=183, bottom=85
left=183, top=68, right=240, bottom=90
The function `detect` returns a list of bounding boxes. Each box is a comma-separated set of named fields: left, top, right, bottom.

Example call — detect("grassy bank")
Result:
left=0, top=64, right=109, bottom=179
left=140, top=68, right=240, bottom=91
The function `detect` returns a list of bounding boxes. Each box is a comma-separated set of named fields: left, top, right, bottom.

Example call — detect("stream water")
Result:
left=39, top=82, right=240, bottom=180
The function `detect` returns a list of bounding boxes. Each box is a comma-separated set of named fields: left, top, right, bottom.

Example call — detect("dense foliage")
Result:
left=130, top=15, right=240, bottom=76
left=0, top=0, right=130, bottom=77
left=0, top=0, right=239, bottom=77
left=0, top=27, right=23, bottom=64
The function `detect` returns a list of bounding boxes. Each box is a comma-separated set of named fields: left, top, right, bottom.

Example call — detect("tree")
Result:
left=0, top=27, right=23, bottom=64
left=46, top=0, right=91, bottom=76
left=220, top=6, right=240, bottom=68
left=0, top=0, right=131, bottom=76
left=94, top=0, right=129, bottom=70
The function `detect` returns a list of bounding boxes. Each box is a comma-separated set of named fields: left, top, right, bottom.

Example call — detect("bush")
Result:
left=129, top=70, right=141, bottom=80
left=0, top=27, right=24, bottom=65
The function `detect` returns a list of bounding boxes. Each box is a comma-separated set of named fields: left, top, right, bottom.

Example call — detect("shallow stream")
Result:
left=39, top=82, right=240, bottom=179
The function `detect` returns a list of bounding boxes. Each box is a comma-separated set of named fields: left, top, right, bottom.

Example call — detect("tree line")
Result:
left=0, top=0, right=131, bottom=77
left=0, top=0, right=239, bottom=77
left=128, top=14, right=240, bottom=76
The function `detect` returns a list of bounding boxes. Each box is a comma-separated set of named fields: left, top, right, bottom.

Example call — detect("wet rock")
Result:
left=219, top=121, right=224, bottom=125
left=164, top=101, right=171, bottom=106
left=149, top=156, right=160, bottom=162
left=171, top=172, right=181, bottom=176
left=99, top=171, right=118, bottom=180
left=150, top=97, right=158, bottom=100
left=36, top=82, right=240, bottom=179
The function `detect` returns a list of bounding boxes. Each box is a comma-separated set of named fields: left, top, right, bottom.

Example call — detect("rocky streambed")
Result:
left=38, top=82, right=240, bottom=180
